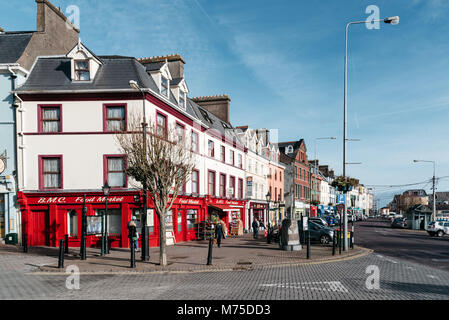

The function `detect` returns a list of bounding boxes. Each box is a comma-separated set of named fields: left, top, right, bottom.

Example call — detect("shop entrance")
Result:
left=30, top=210, right=50, bottom=246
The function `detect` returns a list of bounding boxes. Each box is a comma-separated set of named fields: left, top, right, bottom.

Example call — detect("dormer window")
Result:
left=75, top=60, right=90, bottom=81
left=286, top=145, right=293, bottom=154
left=178, top=89, right=186, bottom=109
left=161, top=76, right=168, bottom=97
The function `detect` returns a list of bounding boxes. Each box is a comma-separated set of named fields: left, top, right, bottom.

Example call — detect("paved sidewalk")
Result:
left=1, top=234, right=370, bottom=274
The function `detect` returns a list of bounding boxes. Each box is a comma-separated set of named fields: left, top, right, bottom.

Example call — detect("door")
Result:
left=31, top=211, right=50, bottom=246
left=175, top=209, right=185, bottom=243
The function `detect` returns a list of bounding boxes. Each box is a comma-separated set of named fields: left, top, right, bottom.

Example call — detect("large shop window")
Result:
left=105, top=105, right=126, bottom=132
left=165, top=210, right=173, bottom=230
left=95, top=209, right=122, bottom=235
left=106, top=156, right=126, bottom=187
left=186, top=209, right=197, bottom=230
left=177, top=210, right=182, bottom=233
left=40, top=106, right=61, bottom=133
left=67, top=210, right=78, bottom=237
left=40, top=156, right=62, bottom=189
left=132, top=208, right=155, bottom=234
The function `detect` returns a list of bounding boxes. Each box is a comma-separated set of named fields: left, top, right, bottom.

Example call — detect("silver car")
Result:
left=427, top=220, right=449, bottom=237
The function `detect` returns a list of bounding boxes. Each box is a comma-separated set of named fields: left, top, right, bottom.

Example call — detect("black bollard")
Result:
left=58, top=239, right=65, bottom=269
left=207, top=236, right=213, bottom=265
left=339, top=230, right=342, bottom=255
left=130, top=240, right=136, bottom=268
left=267, top=227, right=271, bottom=244
left=332, top=232, right=336, bottom=256
left=23, top=233, right=28, bottom=253
left=81, top=236, right=86, bottom=260
left=64, top=234, right=69, bottom=254
left=306, top=230, right=311, bottom=259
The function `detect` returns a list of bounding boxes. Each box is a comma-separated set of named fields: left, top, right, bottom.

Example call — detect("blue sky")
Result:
left=3, top=0, right=449, bottom=206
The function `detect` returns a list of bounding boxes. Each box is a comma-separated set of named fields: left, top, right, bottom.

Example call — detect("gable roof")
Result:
left=0, top=32, right=34, bottom=64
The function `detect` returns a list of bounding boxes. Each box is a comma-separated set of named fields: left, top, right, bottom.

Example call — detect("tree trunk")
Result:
left=159, top=211, right=167, bottom=266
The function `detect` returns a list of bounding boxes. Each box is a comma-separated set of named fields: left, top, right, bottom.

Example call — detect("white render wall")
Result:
left=17, top=97, right=246, bottom=196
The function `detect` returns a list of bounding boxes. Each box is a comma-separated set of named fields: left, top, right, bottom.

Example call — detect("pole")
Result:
left=343, top=23, right=349, bottom=252
left=207, top=236, right=213, bottom=265
left=332, top=231, right=336, bottom=256
left=105, top=195, right=109, bottom=254
left=101, top=212, right=105, bottom=256
left=433, top=163, right=436, bottom=221
left=81, top=194, right=87, bottom=260
left=64, top=234, right=69, bottom=254
left=23, top=233, right=28, bottom=253
left=339, top=212, right=342, bottom=255
left=306, top=230, right=311, bottom=259
left=58, top=239, right=64, bottom=268
left=141, top=89, right=150, bottom=262
left=130, top=238, right=136, bottom=268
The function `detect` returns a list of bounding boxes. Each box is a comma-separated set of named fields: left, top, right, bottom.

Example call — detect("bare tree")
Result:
left=116, top=113, right=196, bottom=266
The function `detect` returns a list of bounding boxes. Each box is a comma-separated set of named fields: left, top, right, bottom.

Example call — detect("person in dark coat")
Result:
left=128, top=219, right=137, bottom=250
left=252, top=218, right=259, bottom=239
left=215, top=222, right=224, bottom=248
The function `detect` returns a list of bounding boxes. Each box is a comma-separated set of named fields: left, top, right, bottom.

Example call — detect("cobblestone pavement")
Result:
left=1, top=250, right=449, bottom=300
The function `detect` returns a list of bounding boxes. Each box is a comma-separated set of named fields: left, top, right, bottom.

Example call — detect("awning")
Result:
left=209, top=204, right=242, bottom=212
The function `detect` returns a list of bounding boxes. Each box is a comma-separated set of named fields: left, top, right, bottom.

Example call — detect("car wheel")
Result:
left=320, top=235, right=330, bottom=245
left=437, top=230, right=444, bottom=237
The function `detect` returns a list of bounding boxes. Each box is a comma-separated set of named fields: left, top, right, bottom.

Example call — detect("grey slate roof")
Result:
left=0, top=32, right=34, bottom=64
left=14, top=54, right=243, bottom=145
left=145, top=62, right=165, bottom=72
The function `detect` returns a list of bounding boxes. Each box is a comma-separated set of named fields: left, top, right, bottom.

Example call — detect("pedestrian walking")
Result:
left=252, top=218, right=259, bottom=239
left=215, top=221, right=224, bottom=248
left=128, top=217, right=138, bottom=251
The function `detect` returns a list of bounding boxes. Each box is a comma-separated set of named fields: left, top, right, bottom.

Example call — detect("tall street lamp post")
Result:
left=102, top=181, right=111, bottom=255
left=413, top=160, right=436, bottom=221
left=266, top=191, right=271, bottom=243
left=129, top=80, right=150, bottom=262
left=343, top=15, right=399, bottom=251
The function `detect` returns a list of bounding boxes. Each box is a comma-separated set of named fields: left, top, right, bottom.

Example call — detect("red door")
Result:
left=31, top=211, right=49, bottom=246
left=174, top=209, right=185, bottom=243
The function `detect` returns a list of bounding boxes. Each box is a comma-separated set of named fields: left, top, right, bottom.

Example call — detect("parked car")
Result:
left=300, top=221, right=335, bottom=245
left=310, top=217, right=328, bottom=227
left=387, top=212, right=397, bottom=222
left=391, top=217, right=407, bottom=229
left=427, top=220, right=449, bottom=237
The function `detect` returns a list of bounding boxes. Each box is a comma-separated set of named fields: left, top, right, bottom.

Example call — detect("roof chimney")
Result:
left=138, top=54, right=185, bottom=79
left=36, top=0, right=79, bottom=33
left=191, top=95, right=231, bottom=124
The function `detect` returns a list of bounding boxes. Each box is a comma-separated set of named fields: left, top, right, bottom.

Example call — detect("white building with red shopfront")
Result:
left=14, top=43, right=247, bottom=248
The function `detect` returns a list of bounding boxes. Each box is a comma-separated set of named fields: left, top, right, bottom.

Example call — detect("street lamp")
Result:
left=102, top=181, right=111, bottom=255
left=313, top=137, right=337, bottom=213
left=343, top=16, right=399, bottom=251
left=413, top=160, right=436, bottom=221
left=129, top=80, right=150, bottom=262
left=266, top=191, right=271, bottom=225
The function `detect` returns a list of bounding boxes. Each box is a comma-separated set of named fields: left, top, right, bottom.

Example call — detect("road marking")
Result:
left=385, top=259, right=398, bottom=264
left=260, top=281, right=349, bottom=293
left=426, top=275, right=439, bottom=280
left=405, top=266, right=415, bottom=271
left=376, top=254, right=384, bottom=258
left=431, top=259, right=449, bottom=262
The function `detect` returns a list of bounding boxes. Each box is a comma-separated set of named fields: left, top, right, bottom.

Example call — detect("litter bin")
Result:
left=5, top=233, right=18, bottom=245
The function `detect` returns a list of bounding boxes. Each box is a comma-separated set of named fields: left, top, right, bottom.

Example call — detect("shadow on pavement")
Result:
left=382, top=281, right=449, bottom=297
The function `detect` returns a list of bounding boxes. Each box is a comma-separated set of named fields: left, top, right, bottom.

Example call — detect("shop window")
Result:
left=40, top=156, right=62, bottom=190
left=186, top=209, right=197, bottom=230
left=39, top=106, right=61, bottom=133
left=132, top=208, right=155, bottom=234
left=177, top=210, right=182, bottom=233
left=67, top=210, right=78, bottom=237
left=165, top=210, right=173, bottom=230
left=104, top=105, right=126, bottom=132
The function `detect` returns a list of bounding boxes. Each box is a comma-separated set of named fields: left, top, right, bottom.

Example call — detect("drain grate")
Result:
left=237, top=261, right=253, bottom=265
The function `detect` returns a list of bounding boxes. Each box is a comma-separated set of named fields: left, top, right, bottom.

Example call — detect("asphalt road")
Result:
left=354, top=218, right=449, bottom=272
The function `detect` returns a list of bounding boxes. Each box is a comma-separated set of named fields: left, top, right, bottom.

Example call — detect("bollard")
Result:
left=267, top=227, right=271, bottom=244
left=23, top=233, right=28, bottom=253
left=58, top=239, right=65, bottom=269
left=332, top=232, right=336, bottom=256
left=306, top=230, right=311, bottom=259
left=339, top=230, right=342, bottom=255
left=64, top=234, right=69, bottom=254
left=350, top=231, right=354, bottom=249
left=81, top=236, right=86, bottom=261
left=207, top=236, right=213, bottom=265
left=130, top=240, right=136, bottom=268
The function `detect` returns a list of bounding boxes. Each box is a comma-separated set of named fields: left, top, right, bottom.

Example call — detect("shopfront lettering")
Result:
left=36, top=196, right=125, bottom=205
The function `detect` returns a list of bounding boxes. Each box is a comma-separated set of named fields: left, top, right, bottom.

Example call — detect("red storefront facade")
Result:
left=18, top=190, right=246, bottom=248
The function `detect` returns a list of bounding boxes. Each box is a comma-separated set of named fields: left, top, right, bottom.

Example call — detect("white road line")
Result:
left=260, top=281, right=349, bottom=293
left=426, top=275, right=439, bottom=280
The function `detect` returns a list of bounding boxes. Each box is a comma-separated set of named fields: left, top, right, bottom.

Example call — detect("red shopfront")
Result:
left=207, top=198, right=246, bottom=230
left=250, top=202, right=268, bottom=225
left=18, top=191, right=210, bottom=248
